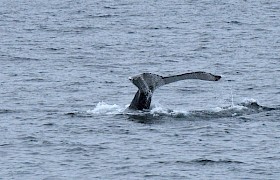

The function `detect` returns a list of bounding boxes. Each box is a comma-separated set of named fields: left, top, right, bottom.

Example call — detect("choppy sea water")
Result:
left=1, top=0, right=280, bottom=179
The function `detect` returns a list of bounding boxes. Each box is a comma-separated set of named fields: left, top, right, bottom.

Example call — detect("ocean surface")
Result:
left=1, top=0, right=280, bottom=179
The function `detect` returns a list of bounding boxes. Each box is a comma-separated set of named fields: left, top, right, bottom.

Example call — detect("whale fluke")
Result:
left=128, top=72, right=221, bottom=110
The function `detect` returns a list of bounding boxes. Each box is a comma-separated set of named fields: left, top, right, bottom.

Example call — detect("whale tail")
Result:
left=128, top=72, right=221, bottom=110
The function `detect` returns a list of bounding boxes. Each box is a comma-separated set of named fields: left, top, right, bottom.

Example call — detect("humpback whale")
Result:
left=128, top=72, right=221, bottom=110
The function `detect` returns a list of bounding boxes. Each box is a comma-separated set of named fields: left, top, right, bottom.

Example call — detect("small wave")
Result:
left=0, top=109, right=22, bottom=114
left=187, top=158, right=244, bottom=165
left=157, top=158, right=244, bottom=167
left=0, top=109, right=14, bottom=114
left=19, top=135, right=38, bottom=143
left=88, top=14, right=119, bottom=18
left=0, top=143, right=11, bottom=147
left=227, top=20, right=243, bottom=25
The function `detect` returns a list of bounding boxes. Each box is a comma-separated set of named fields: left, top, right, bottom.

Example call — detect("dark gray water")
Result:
left=1, top=0, right=280, bottom=179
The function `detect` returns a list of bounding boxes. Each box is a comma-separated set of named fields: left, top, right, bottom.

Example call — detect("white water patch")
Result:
left=150, top=104, right=190, bottom=117
left=210, top=105, right=247, bottom=117
left=242, top=98, right=258, bottom=104
left=212, top=104, right=247, bottom=112
left=87, top=102, right=126, bottom=115
left=212, top=98, right=258, bottom=112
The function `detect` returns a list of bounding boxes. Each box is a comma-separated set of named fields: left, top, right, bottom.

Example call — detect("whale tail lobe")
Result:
left=163, top=71, right=221, bottom=84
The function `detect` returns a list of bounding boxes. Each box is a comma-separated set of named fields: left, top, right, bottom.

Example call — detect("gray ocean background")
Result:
left=1, top=0, right=280, bottom=179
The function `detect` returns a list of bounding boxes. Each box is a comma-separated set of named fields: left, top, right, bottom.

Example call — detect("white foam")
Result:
left=242, top=98, right=258, bottom=104
left=87, top=102, right=125, bottom=115
left=212, top=107, right=224, bottom=112
left=231, top=104, right=248, bottom=111
left=150, top=105, right=169, bottom=114
left=150, top=104, right=190, bottom=117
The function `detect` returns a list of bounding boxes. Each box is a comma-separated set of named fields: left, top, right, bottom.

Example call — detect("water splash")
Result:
left=87, top=102, right=125, bottom=115
left=84, top=99, right=275, bottom=119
